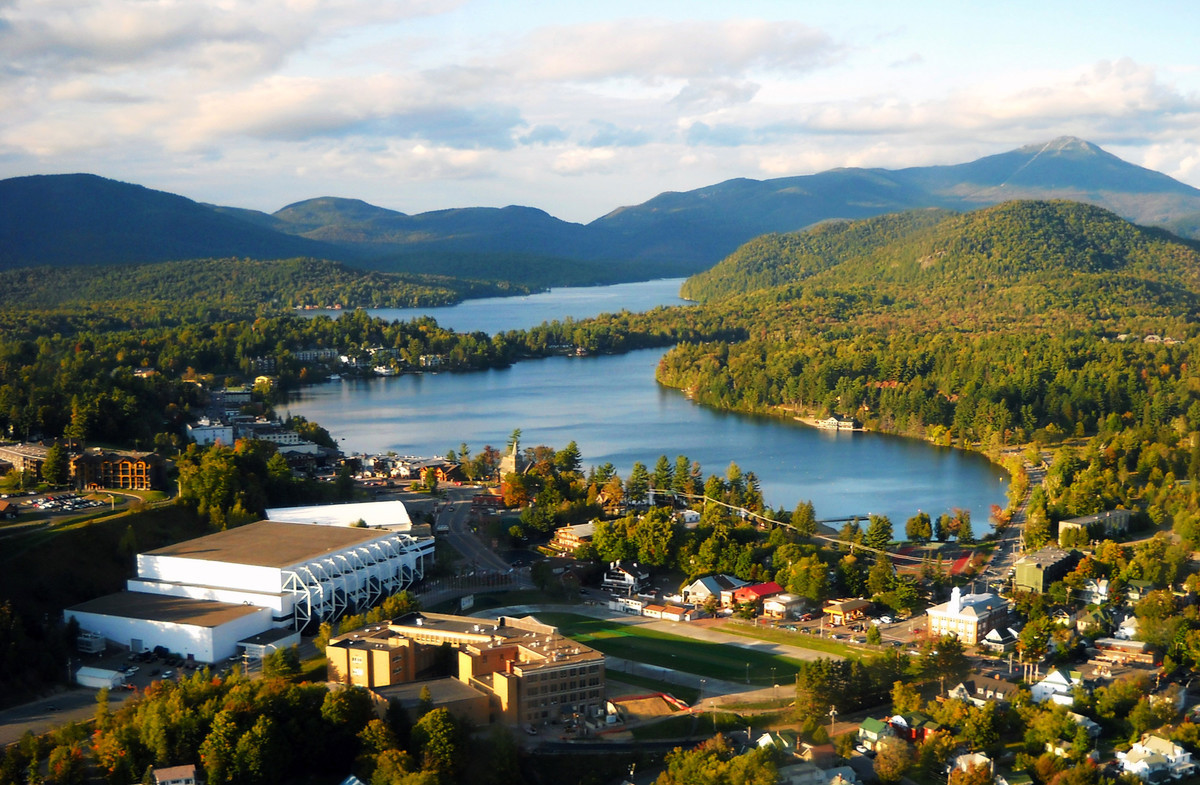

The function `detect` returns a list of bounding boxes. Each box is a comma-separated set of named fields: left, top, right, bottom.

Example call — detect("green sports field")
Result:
left=534, top=613, right=804, bottom=685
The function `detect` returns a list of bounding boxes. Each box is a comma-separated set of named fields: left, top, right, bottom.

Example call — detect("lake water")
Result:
left=309, top=277, right=694, bottom=335
left=286, top=280, right=1007, bottom=523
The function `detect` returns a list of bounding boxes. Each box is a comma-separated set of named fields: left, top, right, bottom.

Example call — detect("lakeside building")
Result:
left=326, top=613, right=605, bottom=726
left=1057, top=509, right=1132, bottom=546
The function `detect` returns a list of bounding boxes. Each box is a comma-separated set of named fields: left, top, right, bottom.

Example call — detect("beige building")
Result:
left=327, top=612, right=605, bottom=725
left=925, top=587, right=1008, bottom=645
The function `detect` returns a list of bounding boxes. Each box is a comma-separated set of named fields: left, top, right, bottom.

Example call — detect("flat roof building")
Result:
left=327, top=613, right=605, bottom=726
left=1014, top=547, right=1079, bottom=593
left=266, top=500, right=413, bottom=529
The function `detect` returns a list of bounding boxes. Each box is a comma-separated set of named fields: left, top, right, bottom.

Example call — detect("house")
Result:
left=979, top=626, right=1019, bottom=654
left=678, top=509, right=701, bottom=528
left=1014, top=547, right=1079, bottom=593
left=0, top=500, right=17, bottom=520
left=1067, top=712, right=1102, bottom=739
left=732, top=581, right=784, bottom=608
left=1030, top=667, right=1087, bottom=706
left=816, top=414, right=861, bottom=430
left=1119, top=735, right=1196, bottom=782
left=1075, top=607, right=1113, bottom=636
left=925, top=587, right=1009, bottom=646
left=764, top=593, right=806, bottom=619
left=602, top=561, right=650, bottom=594
left=1126, top=580, right=1155, bottom=603
left=681, top=574, right=749, bottom=607
left=857, top=717, right=895, bottom=751
left=1115, top=614, right=1140, bottom=640
left=1080, top=578, right=1110, bottom=605
left=824, top=598, right=872, bottom=626
left=953, top=752, right=994, bottom=776
left=947, top=678, right=1023, bottom=706
left=152, top=765, right=198, bottom=785
left=888, top=713, right=941, bottom=743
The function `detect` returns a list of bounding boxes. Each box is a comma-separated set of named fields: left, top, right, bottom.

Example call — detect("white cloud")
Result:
left=504, top=19, right=840, bottom=83
left=553, top=148, right=616, bottom=175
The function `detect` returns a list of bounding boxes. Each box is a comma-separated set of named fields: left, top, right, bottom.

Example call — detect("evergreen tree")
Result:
left=864, top=515, right=893, bottom=551
left=791, top=500, right=818, bottom=539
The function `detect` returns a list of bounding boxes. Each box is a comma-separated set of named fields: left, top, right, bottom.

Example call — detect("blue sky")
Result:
left=3, top=0, right=1199, bottom=222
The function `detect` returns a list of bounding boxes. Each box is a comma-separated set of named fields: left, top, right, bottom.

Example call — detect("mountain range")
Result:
left=4, top=137, right=1200, bottom=285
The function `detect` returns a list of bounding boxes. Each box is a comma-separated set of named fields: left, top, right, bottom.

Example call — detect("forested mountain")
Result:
left=5, top=138, right=1200, bottom=285
left=682, top=200, right=1200, bottom=303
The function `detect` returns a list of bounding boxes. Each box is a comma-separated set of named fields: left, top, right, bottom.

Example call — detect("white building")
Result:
left=1030, top=667, right=1086, bottom=706
left=1119, top=735, right=1196, bottom=782
left=128, top=520, right=429, bottom=630
left=74, top=666, right=125, bottom=689
left=67, top=593, right=274, bottom=663
left=266, top=500, right=414, bottom=529
left=66, top=520, right=433, bottom=662
left=185, top=418, right=234, bottom=446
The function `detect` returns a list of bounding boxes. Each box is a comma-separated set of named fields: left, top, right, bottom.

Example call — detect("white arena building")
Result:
left=66, top=519, right=433, bottom=662
left=266, top=499, right=412, bottom=529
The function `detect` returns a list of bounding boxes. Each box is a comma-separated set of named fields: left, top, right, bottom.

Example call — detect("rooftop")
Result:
left=142, top=520, right=391, bottom=568
left=1016, top=546, right=1075, bottom=568
left=69, top=592, right=264, bottom=628
left=266, top=500, right=412, bottom=528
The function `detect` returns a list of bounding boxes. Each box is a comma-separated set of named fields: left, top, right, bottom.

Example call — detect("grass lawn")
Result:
left=629, top=710, right=749, bottom=741
left=425, top=589, right=565, bottom=614
left=716, top=622, right=863, bottom=659
left=535, top=613, right=805, bottom=684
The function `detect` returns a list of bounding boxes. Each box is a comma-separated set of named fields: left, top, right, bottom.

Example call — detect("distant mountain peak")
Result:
left=1018, top=136, right=1103, bottom=156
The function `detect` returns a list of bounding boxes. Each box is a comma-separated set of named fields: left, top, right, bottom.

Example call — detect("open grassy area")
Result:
left=535, top=613, right=806, bottom=684
left=629, top=710, right=750, bottom=740
left=717, top=622, right=864, bottom=659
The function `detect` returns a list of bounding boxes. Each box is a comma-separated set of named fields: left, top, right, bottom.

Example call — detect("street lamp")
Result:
left=829, top=705, right=838, bottom=738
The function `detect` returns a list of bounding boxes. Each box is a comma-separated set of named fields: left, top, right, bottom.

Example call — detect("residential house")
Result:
left=1116, top=614, right=1140, bottom=640
left=681, top=574, right=749, bottom=608
left=1119, top=735, right=1196, bottom=782
left=152, top=765, right=197, bottom=785
left=1014, top=547, right=1080, bottom=593
left=0, top=501, right=17, bottom=520
left=824, top=598, right=872, bottom=626
left=925, top=587, right=1009, bottom=646
left=1068, top=712, right=1102, bottom=739
left=953, top=753, right=994, bottom=775
left=856, top=717, right=895, bottom=751
left=1126, top=580, right=1155, bottom=603
left=1075, top=607, right=1113, bottom=636
left=816, top=414, right=860, bottom=430
left=601, top=561, right=650, bottom=594
left=1080, top=578, right=1110, bottom=606
left=888, top=713, right=941, bottom=743
left=678, top=509, right=701, bottom=528
left=1030, top=667, right=1088, bottom=706
left=947, top=678, right=1023, bottom=707
left=979, top=626, right=1020, bottom=654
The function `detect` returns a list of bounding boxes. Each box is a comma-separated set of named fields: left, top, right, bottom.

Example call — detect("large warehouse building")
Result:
left=66, top=519, right=433, bottom=663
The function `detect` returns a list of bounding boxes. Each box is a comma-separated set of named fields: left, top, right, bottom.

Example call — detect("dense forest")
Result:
left=0, top=257, right=531, bottom=312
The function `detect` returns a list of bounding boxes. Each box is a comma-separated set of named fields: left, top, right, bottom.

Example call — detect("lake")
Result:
left=285, top=280, right=1008, bottom=524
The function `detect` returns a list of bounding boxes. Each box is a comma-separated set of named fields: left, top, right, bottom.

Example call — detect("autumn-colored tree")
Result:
left=873, top=737, right=914, bottom=784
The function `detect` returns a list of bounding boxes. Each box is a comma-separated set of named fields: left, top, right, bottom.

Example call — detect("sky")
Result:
left=3, top=0, right=1200, bottom=224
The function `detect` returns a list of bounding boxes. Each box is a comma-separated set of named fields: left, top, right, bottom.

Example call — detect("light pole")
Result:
left=829, top=705, right=838, bottom=738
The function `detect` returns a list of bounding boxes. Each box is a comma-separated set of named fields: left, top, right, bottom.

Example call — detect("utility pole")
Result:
left=829, top=705, right=838, bottom=738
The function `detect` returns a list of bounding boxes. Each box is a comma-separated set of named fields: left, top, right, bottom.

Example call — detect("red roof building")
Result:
left=732, top=581, right=784, bottom=604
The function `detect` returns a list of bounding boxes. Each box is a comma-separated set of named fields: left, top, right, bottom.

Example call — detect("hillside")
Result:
left=6, top=138, right=1200, bottom=285
left=0, top=174, right=340, bottom=268
left=682, top=200, right=1200, bottom=306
